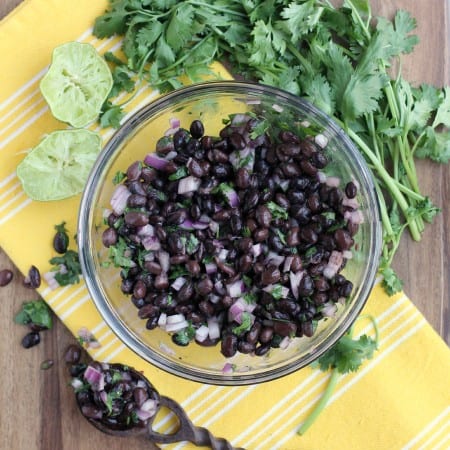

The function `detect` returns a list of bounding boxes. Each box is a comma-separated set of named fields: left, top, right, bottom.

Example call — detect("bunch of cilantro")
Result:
left=93, top=0, right=450, bottom=296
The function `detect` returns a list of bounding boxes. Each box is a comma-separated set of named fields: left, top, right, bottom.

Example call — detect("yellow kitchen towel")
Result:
left=1, top=1, right=449, bottom=449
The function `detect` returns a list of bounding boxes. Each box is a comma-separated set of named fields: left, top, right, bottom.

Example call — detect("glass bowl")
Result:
left=78, top=81, right=381, bottom=385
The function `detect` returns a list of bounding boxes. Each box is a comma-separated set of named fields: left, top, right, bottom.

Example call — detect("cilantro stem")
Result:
left=297, top=369, right=340, bottom=435
left=342, top=124, right=422, bottom=241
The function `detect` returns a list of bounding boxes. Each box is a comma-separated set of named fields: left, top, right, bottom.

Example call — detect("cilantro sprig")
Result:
left=93, top=0, right=450, bottom=295
left=298, top=315, right=379, bottom=434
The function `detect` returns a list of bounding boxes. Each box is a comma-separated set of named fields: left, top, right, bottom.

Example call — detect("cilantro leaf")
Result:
left=49, top=250, right=82, bottom=286
left=15, top=299, right=53, bottom=329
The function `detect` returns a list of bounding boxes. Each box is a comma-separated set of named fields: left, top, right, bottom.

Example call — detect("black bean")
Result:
left=334, top=229, right=354, bottom=251
left=126, top=161, right=142, bottom=181
left=259, top=327, right=274, bottom=344
left=221, top=333, right=238, bottom=357
left=124, top=211, right=149, bottom=227
left=127, top=194, right=147, bottom=208
left=228, top=132, right=246, bottom=150
left=24, top=265, right=41, bottom=289
left=196, top=277, right=213, bottom=296
left=190, top=120, right=204, bottom=139
left=0, top=269, right=13, bottom=287
left=102, top=228, right=118, bottom=248
left=64, top=344, right=82, bottom=364
left=22, top=331, right=40, bottom=348
left=255, top=205, right=272, bottom=228
left=187, top=158, right=204, bottom=177
left=345, top=181, right=357, bottom=198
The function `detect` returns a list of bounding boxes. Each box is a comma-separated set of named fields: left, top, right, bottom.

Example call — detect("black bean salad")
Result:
left=67, top=344, right=160, bottom=430
left=101, top=113, right=363, bottom=360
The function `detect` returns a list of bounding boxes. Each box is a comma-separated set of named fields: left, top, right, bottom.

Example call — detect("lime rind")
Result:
left=16, top=129, right=102, bottom=201
left=40, top=42, right=113, bottom=128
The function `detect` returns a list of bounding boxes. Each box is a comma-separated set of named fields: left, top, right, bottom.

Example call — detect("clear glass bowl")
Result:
left=78, top=81, right=381, bottom=385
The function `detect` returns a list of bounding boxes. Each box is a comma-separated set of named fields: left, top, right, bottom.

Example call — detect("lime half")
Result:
left=17, top=129, right=102, bottom=201
left=40, top=42, right=113, bottom=128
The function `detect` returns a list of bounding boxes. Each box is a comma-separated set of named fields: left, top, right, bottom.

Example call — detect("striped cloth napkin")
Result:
left=1, top=1, right=449, bottom=449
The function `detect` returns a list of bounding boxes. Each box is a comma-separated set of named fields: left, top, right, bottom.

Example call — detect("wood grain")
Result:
left=0, top=1, right=448, bottom=449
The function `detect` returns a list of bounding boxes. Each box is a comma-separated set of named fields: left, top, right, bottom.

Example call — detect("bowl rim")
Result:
left=78, top=80, right=382, bottom=385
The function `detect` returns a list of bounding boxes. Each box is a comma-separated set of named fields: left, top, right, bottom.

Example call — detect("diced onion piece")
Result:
left=157, top=313, right=167, bottom=327
left=222, top=362, right=234, bottom=374
left=166, top=313, right=186, bottom=324
left=279, top=336, right=292, bottom=350
left=157, top=251, right=170, bottom=273
left=83, top=365, right=105, bottom=391
left=325, top=176, right=341, bottom=187
left=205, top=262, right=217, bottom=275
left=110, top=184, right=131, bottom=215
left=195, top=325, right=210, bottom=343
left=137, top=224, right=155, bottom=237
left=315, top=133, right=328, bottom=148
left=169, top=117, right=181, bottom=129
left=71, top=378, right=84, bottom=390
left=144, top=154, right=169, bottom=170
left=266, top=251, right=285, bottom=267
left=343, top=196, right=359, bottom=209
left=272, top=103, right=283, bottom=112
left=165, top=320, right=188, bottom=332
left=343, top=250, right=353, bottom=260
left=171, top=276, right=186, bottom=291
left=142, top=236, right=161, bottom=251
left=178, top=176, right=201, bottom=194
left=289, top=271, right=304, bottom=299
left=322, top=302, right=338, bottom=317
left=344, top=209, right=364, bottom=224
left=323, top=251, right=343, bottom=279
left=207, top=317, right=221, bottom=340
left=226, top=279, right=245, bottom=297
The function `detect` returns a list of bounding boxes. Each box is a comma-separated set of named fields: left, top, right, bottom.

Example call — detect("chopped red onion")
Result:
left=166, top=313, right=186, bottom=324
left=43, top=270, right=60, bottom=290
left=315, top=133, right=328, bottom=148
left=226, top=279, right=245, bottom=297
left=207, top=317, right=221, bottom=340
left=144, top=154, right=169, bottom=170
left=324, top=250, right=343, bottom=279
left=283, top=256, right=294, bottom=272
left=289, top=271, right=304, bottom=299
left=279, top=336, right=292, bottom=350
left=171, top=276, right=186, bottom=291
left=263, top=284, right=289, bottom=298
left=157, top=251, right=170, bottom=272
left=317, top=171, right=327, bottom=183
left=71, top=378, right=84, bottom=390
left=195, top=325, right=209, bottom=343
left=344, top=209, right=364, bottom=224
left=110, top=184, right=131, bottom=215
left=178, top=176, right=201, bottom=194
left=251, top=243, right=263, bottom=258
left=343, top=250, right=353, bottom=260
left=99, top=390, right=108, bottom=405
left=222, top=362, right=234, bottom=374
left=266, top=251, right=285, bottom=267
left=229, top=301, right=245, bottom=323
left=157, top=313, right=167, bottom=327
left=169, top=117, right=181, bottom=129
left=205, top=262, right=218, bottom=275
left=321, top=302, right=338, bottom=317
left=343, top=196, right=359, bottom=209
left=272, top=103, right=283, bottom=112
left=165, top=320, right=189, bottom=332
left=141, top=398, right=158, bottom=413
left=84, top=365, right=105, bottom=391
left=137, top=224, right=155, bottom=237
left=142, top=235, right=161, bottom=251
left=326, top=176, right=341, bottom=187
left=165, top=150, right=178, bottom=161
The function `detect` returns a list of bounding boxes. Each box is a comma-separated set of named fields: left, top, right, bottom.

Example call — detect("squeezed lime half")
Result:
left=16, top=129, right=102, bottom=201
left=40, top=42, right=113, bottom=128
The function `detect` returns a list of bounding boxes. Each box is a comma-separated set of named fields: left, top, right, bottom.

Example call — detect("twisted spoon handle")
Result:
left=148, top=396, right=245, bottom=450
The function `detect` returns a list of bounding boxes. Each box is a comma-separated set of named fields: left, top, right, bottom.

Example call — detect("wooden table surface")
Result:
left=0, top=1, right=449, bottom=449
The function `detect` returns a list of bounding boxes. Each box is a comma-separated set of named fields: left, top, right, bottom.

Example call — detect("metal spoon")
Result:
left=69, top=359, right=244, bottom=450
